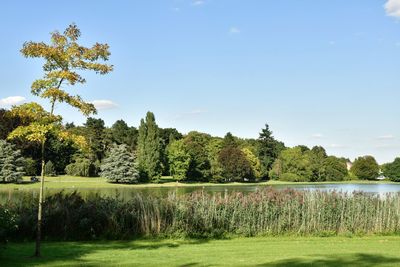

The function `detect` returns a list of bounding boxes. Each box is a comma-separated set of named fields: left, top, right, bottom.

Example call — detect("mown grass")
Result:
left=2, top=236, right=400, bottom=266
left=0, top=175, right=395, bottom=190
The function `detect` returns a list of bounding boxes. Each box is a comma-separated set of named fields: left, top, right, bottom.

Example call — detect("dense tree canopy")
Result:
left=382, top=158, right=400, bottom=182
left=351, top=156, right=380, bottom=180
left=0, top=140, right=25, bottom=183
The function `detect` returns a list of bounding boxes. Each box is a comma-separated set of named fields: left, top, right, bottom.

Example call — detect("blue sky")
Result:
left=1, top=0, right=400, bottom=163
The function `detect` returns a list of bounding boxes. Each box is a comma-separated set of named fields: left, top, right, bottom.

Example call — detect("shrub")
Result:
left=44, top=161, right=57, bottom=177
left=280, top=172, right=307, bottom=182
left=65, top=157, right=97, bottom=177
left=24, top=158, right=37, bottom=176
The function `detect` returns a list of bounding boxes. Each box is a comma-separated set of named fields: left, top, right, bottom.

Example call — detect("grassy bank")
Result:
left=0, top=175, right=396, bottom=190
left=2, top=236, right=400, bottom=266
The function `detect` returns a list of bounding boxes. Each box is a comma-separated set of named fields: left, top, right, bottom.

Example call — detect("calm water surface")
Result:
left=1, top=183, right=400, bottom=203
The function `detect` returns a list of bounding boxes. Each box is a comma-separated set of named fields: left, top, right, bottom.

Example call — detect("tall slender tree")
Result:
left=9, top=24, right=112, bottom=257
left=137, top=112, right=162, bottom=182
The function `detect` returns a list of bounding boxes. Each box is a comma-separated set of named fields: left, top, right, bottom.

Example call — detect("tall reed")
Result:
left=2, top=188, right=400, bottom=240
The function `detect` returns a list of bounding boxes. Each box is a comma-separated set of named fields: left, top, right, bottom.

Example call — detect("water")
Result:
left=1, top=183, right=400, bottom=203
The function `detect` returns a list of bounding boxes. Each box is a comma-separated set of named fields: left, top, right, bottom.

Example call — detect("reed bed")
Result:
left=2, top=188, right=400, bottom=241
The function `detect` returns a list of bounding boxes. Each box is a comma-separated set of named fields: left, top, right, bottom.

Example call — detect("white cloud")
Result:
left=91, top=100, right=118, bottom=110
left=192, top=0, right=205, bottom=6
left=385, top=0, right=400, bottom=18
left=311, top=133, right=323, bottom=138
left=0, top=96, right=26, bottom=106
left=229, top=27, right=241, bottom=34
left=378, top=134, right=395, bottom=140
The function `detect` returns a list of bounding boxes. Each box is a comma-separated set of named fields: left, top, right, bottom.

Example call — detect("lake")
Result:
left=1, top=183, right=400, bottom=203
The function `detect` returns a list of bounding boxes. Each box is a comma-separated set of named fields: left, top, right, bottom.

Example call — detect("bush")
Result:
left=45, top=161, right=57, bottom=177
left=280, top=172, right=307, bottom=182
left=0, top=206, right=17, bottom=249
left=24, top=158, right=37, bottom=176
left=65, top=157, right=98, bottom=177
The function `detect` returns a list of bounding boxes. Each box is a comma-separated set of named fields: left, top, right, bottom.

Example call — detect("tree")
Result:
left=12, top=24, right=112, bottom=257
left=323, top=156, right=348, bottom=181
left=111, top=120, right=138, bottom=151
left=269, top=146, right=312, bottom=181
left=167, top=140, right=191, bottom=181
left=382, top=158, right=400, bottom=182
left=137, top=112, right=162, bottom=182
left=309, top=146, right=328, bottom=182
left=65, top=155, right=98, bottom=177
left=241, top=147, right=262, bottom=180
left=44, top=161, right=56, bottom=177
left=100, top=144, right=139, bottom=183
left=257, top=124, right=284, bottom=179
left=351, top=156, right=380, bottom=180
left=159, top=128, right=183, bottom=175
left=218, top=133, right=253, bottom=182
left=84, top=117, right=106, bottom=161
left=0, top=140, right=25, bottom=183
left=183, top=131, right=212, bottom=181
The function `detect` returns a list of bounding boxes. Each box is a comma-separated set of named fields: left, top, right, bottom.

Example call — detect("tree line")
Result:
left=1, top=109, right=398, bottom=183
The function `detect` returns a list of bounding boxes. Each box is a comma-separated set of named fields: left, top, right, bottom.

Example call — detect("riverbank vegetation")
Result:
left=1, top=188, right=400, bottom=243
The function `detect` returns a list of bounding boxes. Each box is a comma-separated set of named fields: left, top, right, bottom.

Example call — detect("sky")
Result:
left=1, top=0, right=400, bottom=163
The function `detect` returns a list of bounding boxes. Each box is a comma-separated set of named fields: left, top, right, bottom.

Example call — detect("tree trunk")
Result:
left=35, top=141, right=45, bottom=257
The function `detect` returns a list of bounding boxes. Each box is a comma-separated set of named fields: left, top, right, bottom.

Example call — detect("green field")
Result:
left=0, top=175, right=395, bottom=190
left=2, top=236, right=400, bottom=266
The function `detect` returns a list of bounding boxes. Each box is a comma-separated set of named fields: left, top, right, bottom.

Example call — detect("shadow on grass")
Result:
left=258, top=253, right=400, bottom=267
left=1, top=238, right=211, bottom=266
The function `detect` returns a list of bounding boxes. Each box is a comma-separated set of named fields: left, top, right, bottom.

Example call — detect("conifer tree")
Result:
left=101, top=144, right=139, bottom=183
left=137, top=112, right=162, bottom=182
left=0, top=140, right=24, bottom=183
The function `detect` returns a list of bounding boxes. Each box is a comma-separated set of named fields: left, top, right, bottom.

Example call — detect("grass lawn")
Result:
left=0, top=175, right=396, bottom=190
left=2, top=236, right=400, bottom=266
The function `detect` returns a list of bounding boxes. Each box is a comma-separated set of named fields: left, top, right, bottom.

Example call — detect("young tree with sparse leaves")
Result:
left=8, top=24, right=112, bottom=257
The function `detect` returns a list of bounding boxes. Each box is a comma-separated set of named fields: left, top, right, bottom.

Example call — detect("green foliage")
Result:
left=159, top=128, right=183, bottom=175
left=241, top=147, right=262, bottom=180
left=84, top=117, right=106, bottom=161
left=100, top=144, right=139, bottom=184
left=183, top=131, right=212, bottom=181
left=167, top=140, right=191, bottom=181
left=44, top=161, right=57, bottom=177
left=351, top=156, right=380, bottom=180
left=110, top=120, right=138, bottom=151
left=137, top=112, right=162, bottom=182
left=24, top=157, right=37, bottom=176
left=257, top=124, right=285, bottom=178
left=383, top=158, right=400, bottom=182
left=218, top=133, right=253, bottom=182
left=270, top=146, right=312, bottom=181
left=0, top=140, right=25, bottom=183
left=280, top=172, right=307, bottom=182
left=65, top=156, right=98, bottom=177
left=0, top=206, right=17, bottom=247
left=323, top=156, right=348, bottom=181
left=4, top=189, right=400, bottom=241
